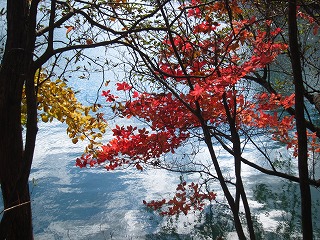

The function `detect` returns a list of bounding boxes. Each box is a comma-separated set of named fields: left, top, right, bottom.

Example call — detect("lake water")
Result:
left=30, top=120, right=179, bottom=239
left=24, top=117, right=320, bottom=240
left=0, top=4, right=320, bottom=238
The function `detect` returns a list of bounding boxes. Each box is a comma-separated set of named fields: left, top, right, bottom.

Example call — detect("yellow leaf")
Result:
left=22, top=68, right=108, bottom=155
left=41, top=115, right=49, bottom=123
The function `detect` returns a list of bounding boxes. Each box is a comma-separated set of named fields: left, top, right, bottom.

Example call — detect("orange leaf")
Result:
left=65, top=26, right=74, bottom=35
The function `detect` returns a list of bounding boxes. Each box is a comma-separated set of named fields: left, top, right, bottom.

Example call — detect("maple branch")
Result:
left=222, top=92, right=241, bottom=210
left=153, top=163, right=237, bottom=187
left=224, top=0, right=235, bottom=34
left=245, top=74, right=320, bottom=138
left=157, top=0, right=193, bottom=89
left=210, top=124, right=320, bottom=188
left=241, top=128, right=277, bottom=172
left=35, top=1, right=170, bottom=68
left=36, top=2, right=75, bottom=36
left=200, top=125, right=247, bottom=239
left=38, top=0, right=164, bottom=36
left=117, top=39, right=197, bottom=115
left=219, top=134, right=320, bottom=187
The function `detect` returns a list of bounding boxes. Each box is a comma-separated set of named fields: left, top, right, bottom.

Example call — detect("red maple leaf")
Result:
left=190, top=84, right=204, bottom=99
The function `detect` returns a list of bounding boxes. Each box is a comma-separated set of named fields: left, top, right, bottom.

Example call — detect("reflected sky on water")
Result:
left=25, top=117, right=320, bottom=239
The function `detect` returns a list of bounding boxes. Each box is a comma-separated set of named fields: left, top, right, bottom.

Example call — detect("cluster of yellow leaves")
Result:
left=21, top=70, right=107, bottom=153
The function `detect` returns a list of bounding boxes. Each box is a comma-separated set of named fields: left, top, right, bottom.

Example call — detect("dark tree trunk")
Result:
left=200, top=122, right=247, bottom=240
left=288, top=1, right=313, bottom=239
left=222, top=92, right=256, bottom=240
left=0, top=0, right=38, bottom=239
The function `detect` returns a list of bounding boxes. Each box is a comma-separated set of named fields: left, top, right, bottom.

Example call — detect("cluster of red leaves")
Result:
left=76, top=124, right=189, bottom=170
left=184, top=0, right=243, bottom=19
left=76, top=154, right=96, bottom=168
left=158, top=15, right=287, bottom=113
left=78, top=0, right=296, bottom=176
left=276, top=131, right=320, bottom=158
left=143, top=181, right=216, bottom=215
left=238, top=92, right=320, bottom=156
left=246, top=93, right=295, bottom=127
left=102, top=90, right=117, bottom=102
left=76, top=0, right=306, bottom=217
left=123, top=92, right=202, bottom=129
left=237, top=93, right=296, bottom=146
left=309, top=132, right=320, bottom=154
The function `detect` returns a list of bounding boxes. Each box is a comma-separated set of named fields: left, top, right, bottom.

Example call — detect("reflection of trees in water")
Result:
left=253, top=182, right=301, bottom=239
left=144, top=178, right=319, bottom=239
left=253, top=181, right=320, bottom=240
left=194, top=203, right=238, bottom=240
left=143, top=202, right=256, bottom=239
left=144, top=202, right=233, bottom=239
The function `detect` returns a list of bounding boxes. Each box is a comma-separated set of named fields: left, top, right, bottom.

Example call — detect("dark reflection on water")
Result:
left=252, top=181, right=320, bottom=239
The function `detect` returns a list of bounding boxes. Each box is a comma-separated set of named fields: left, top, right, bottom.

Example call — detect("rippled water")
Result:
left=23, top=116, right=319, bottom=239
left=0, top=76, right=319, bottom=238
left=0, top=68, right=319, bottom=239
left=29, top=120, right=181, bottom=239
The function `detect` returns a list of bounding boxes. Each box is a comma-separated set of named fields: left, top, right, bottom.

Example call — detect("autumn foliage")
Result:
left=143, top=182, right=216, bottom=216
left=21, top=69, right=107, bottom=152
left=75, top=0, right=320, bottom=222
left=1, top=0, right=318, bottom=238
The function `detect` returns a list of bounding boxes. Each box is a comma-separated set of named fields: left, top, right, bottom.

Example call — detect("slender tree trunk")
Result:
left=0, top=0, right=38, bottom=239
left=288, top=1, right=313, bottom=239
left=201, top=123, right=247, bottom=240
left=222, top=92, right=256, bottom=240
